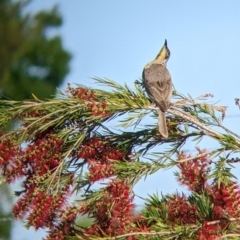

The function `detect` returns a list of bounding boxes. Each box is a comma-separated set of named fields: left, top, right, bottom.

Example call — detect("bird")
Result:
left=142, top=39, right=172, bottom=138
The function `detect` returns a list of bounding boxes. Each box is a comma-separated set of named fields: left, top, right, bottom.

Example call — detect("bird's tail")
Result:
left=158, top=110, right=168, bottom=138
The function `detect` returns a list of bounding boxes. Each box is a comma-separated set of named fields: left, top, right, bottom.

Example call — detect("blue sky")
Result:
left=13, top=1, right=240, bottom=239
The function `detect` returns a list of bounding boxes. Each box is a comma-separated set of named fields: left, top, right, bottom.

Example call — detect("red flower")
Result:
left=211, top=182, right=240, bottom=218
left=198, top=222, right=221, bottom=240
left=67, top=85, right=109, bottom=117
left=84, top=179, right=140, bottom=237
left=167, top=193, right=198, bottom=225
left=177, top=149, right=210, bottom=193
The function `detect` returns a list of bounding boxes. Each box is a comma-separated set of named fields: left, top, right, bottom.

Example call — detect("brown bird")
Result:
left=142, top=39, right=172, bottom=138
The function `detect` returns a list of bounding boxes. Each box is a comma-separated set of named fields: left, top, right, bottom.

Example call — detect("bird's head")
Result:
left=155, top=39, right=170, bottom=63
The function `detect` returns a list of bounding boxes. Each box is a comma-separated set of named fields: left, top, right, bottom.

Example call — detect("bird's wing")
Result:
left=143, top=63, right=172, bottom=110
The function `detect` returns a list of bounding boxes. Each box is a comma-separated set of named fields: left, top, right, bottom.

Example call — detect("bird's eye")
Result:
left=167, top=49, right=171, bottom=58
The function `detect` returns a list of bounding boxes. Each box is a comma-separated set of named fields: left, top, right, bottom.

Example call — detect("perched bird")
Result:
left=142, top=39, right=172, bottom=138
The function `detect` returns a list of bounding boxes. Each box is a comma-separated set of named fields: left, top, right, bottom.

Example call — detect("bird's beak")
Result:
left=164, top=39, right=168, bottom=47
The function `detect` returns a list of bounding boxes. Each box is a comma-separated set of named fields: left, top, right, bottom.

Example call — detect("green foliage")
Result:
left=0, top=0, right=71, bottom=100
left=0, top=1, right=71, bottom=239
left=0, top=78, right=240, bottom=239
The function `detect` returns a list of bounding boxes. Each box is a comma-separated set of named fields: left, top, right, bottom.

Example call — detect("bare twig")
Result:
left=169, top=107, right=224, bottom=139
left=218, top=122, right=240, bottom=139
left=177, top=150, right=215, bottom=163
